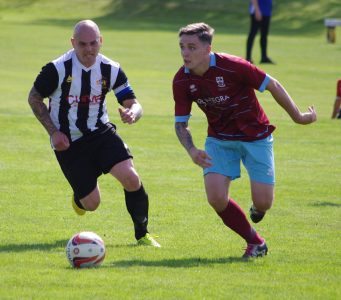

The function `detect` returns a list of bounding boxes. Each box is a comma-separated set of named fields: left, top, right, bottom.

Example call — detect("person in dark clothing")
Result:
left=246, top=0, right=274, bottom=64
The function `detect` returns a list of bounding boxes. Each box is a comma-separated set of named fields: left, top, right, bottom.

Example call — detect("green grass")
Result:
left=0, top=0, right=340, bottom=299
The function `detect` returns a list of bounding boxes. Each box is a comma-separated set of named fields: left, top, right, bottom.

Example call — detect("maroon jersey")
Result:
left=173, top=52, right=276, bottom=141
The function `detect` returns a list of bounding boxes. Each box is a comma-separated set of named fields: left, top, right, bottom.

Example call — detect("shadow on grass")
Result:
left=19, top=0, right=341, bottom=36
left=107, top=256, right=251, bottom=268
left=0, top=239, right=67, bottom=252
left=0, top=240, right=158, bottom=252
left=311, top=201, right=341, bottom=207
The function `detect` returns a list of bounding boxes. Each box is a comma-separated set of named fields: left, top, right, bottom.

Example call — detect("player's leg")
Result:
left=110, top=158, right=141, bottom=190
left=249, top=181, right=274, bottom=223
left=242, top=134, right=275, bottom=223
left=204, top=138, right=266, bottom=257
left=100, top=130, right=160, bottom=247
left=106, top=140, right=147, bottom=240
left=76, top=184, right=101, bottom=211
left=55, top=141, right=101, bottom=215
left=260, top=16, right=273, bottom=63
left=109, top=159, right=160, bottom=247
left=205, top=174, right=265, bottom=250
left=109, top=159, right=146, bottom=239
left=246, top=14, right=260, bottom=62
left=110, top=159, right=146, bottom=238
left=204, top=172, right=230, bottom=212
left=205, top=174, right=267, bottom=258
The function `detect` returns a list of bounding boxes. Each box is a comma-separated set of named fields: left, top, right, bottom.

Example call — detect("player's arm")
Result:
left=119, top=98, right=143, bottom=124
left=175, top=121, right=211, bottom=168
left=28, top=86, right=57, bottom=136
left=29, top=62, right=70, bottom=151
left=114, top=67, right=142, bottom=124
left=28, top=86, right=70, bottom=151
left=266, top=75, right=317, bottom=124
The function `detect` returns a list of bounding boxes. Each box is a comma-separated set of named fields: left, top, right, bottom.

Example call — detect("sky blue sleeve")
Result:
left=175, top=115, right=191, bottom=123
left=258, top=74, right=270, bottom=92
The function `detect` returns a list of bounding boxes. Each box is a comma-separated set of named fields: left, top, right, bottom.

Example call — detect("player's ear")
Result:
left=71, top=37, right=75, bottom=47
left=206, top=44, right=212, bottom=54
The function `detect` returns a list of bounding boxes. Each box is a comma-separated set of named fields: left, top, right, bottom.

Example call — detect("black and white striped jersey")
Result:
left=34, top=49, right=136, bottom=142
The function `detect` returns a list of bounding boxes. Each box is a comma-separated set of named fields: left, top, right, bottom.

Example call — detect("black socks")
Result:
left=124, top=184, right=149, bottom=240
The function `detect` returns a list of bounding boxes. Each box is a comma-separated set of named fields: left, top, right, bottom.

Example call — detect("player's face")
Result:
left=72, top=27, right=102, bottom=68
left=179, top=34, right=211, bottom=76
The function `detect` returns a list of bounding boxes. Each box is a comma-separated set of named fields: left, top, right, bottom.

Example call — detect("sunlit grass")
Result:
left=0, top=1, right=340, bottom=299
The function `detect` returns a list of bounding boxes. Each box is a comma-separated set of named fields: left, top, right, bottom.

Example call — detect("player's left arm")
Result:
left=119, top=98, right=143, bottom=124
left=266, top=75, right=317, bottom=124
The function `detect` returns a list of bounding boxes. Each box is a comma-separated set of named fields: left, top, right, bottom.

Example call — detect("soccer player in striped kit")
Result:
left=173, top=23, right=316, bottom=258
left=28, top=20, right=160, bottom=247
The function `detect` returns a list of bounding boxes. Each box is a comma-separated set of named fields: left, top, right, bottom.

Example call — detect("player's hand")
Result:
left=51, top=131, right=70, bottom=151
left=189, top=147, right=212, bottom=168
left=298, top=106, right=317, bottom=124
left=118, top=107, right=136, bottom=124
left=255, top=9, right=262, bottom=21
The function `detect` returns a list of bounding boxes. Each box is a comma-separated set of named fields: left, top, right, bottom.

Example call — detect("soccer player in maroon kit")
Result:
left=331, top=80, right=341, bottom=119
left=173, top=23, right=316, bottom=258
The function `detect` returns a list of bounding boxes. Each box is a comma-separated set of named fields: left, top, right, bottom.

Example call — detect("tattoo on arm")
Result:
left=175, top=122, right=195, bottom=153
left=28, top=86, right=57, bottom=136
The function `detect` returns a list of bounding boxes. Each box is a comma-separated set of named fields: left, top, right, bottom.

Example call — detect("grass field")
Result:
left=0, top=0, right=340, bottom=299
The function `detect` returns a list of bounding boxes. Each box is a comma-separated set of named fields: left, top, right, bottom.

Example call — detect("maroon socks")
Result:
left=217, top=198, right=264, bottom=244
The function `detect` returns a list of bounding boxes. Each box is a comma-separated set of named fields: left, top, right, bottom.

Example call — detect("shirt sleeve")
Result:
left=173, top=74, right=192, bottom=122
left=33, top=63, right=59, bottom=98
left=112, top=68, right=136, bottom=104
left=237, top=59, right=268, bottom=92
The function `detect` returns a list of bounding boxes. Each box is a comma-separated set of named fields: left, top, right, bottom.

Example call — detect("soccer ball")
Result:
left=66, top=231, right=106, bottom=268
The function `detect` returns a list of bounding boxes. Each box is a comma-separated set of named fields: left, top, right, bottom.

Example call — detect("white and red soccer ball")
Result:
left=66, top=231, right=105, bottom=268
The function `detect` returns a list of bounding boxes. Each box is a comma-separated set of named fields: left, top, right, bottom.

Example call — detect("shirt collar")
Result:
left=209, top=52, right=216, bottom=67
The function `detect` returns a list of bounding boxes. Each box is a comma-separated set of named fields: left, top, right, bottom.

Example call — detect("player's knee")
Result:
left=81, top=190, right=101, bottom=211
left=254, top=197, right=274, bottom=212
left=121, top=171, right=141, bottom=191
left=207, top=193, right=227, bottom=212
left=82, top=198, right=100, bottom=211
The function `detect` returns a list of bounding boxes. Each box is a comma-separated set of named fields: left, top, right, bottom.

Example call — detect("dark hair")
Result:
left=179, top=22, right=214, bottom=45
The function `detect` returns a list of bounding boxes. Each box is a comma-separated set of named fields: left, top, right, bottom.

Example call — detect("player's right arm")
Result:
left=175, top=121, right=194, bottom=153
left=173, top=72, right=212, bottom=168
left=28, top=86, right=57, bottom=136
left=28, top=86, right=70, bottom=151
left=29, top=62, right=71, bottom=151
left=175, top=121, right=212, bottom=168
